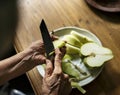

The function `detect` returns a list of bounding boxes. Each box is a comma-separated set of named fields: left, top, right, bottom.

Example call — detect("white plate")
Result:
left=37, top=26, right=103, bottom=86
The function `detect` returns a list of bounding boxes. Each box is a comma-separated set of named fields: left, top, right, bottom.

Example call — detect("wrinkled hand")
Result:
left=42, top=47, right=72, bottom=95
left=23, top=35, right=58, bottom=66
left=25, top=40, right=46, bottom=66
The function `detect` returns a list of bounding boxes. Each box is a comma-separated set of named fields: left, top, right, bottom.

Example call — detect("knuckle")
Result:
left=64, top=74, right=69, bottom=79
left=55, top=59, right=62, bottom=63
left=54, top=69, right=62, bottom=75
left=45, top=67, right=52, bottom=76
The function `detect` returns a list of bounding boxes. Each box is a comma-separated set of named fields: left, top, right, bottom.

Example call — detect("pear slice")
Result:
left=70, top=30, right=93, bottom=44
left=53, top=40, right=65, bottom=48
left=66, top=43, right=81, bottom=55
left=84, top=54, right=113, bottom=67
left=80, top=42, right=113, bottom=67
left=62, top=34, right=82, bottom=48
left=62, top=61, right=81, bottom=80
left=80, top=43, right=113, bottom=56
left=62, top=54, right=73, bottom=61
left=71, top=81, right=86, bottom=94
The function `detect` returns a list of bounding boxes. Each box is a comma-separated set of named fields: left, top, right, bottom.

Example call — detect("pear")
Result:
left=62, top=61, right=81, bottom=80
left=62, top=34, right=82, bottom=48
left=66, top=43, right=81, bottom=55
left=84, top=54, right=113, bottom=67
left=53, top=40, right=65, bottom=48
left=70, top=30, right=93, bottom=44
left=80, top=43, right=113, bottom=56
left=80, top=42, right=113, bottom=67
left=62, top=54, right=73, bottom=61
left=71, top=81, right=86, bottom=94
left=53, top=39, right=81, bottom=55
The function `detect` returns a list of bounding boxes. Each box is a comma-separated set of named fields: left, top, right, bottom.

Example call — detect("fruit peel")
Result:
left=53, top=40, right=65, bottom=48
left=66, top=43, right=81, bottom=55
left=62, top=34, right=82, bottom=48
left=71, top=30, right=93, bottom=44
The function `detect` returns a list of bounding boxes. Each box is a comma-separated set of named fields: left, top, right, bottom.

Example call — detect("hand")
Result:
left=26, top=34, right=58, bottom=66
left=42, top=47, right=72, bottom=95
left=0, top=40, right=47, bottom=85
left=25, top=40, right=46, bottom=66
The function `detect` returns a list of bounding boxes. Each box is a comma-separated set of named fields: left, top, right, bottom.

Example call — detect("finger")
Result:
left=35, top=41, right=45, bottom=53
left=30, top=52, right=46, bottom=65
left=38, top=55, right=46, bottom=64
left=31, top=40, right=43, bottom=47
left=45, top=59, right=53, bottom=77
left=50, top=34, right=59, bottom=41
left=59, top=46, right=66, bottom=58
left=53, top=48, right=62, bottom=75
left=29, top=40, right=45, bottom=54
left=63, top=73, right=69, bottom=80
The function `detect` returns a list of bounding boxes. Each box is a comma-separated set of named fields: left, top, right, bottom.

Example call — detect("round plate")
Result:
left=85, top=0, right=120, bottom=12
left=37, top=26, right=103, bottom=86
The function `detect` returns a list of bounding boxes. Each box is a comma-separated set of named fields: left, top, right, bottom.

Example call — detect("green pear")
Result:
left=62, top=54, right=73, bottom=61
left=70, top=30, right=93, bottom=44
left=62, top=61, right=81, bottom=80
left=84, top=54, right=113, bottom=67
left=80, top=42, right=113, bottom=67
left=71, top=81, right=86, bottom=94
left=80, top=42, right=113, bottom=56
left=62, top=34, right=82, bottom=48
left=53, top=40, right=65, bottom=48
left=66, top=43, right=81, bottom=55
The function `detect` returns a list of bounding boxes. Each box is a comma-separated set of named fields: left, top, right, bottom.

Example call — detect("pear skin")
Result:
left=62, top=34, right=82, bottom=48
left=71, top=30, right=93, bottom=44
left=53, top=40, right=65, bottom=48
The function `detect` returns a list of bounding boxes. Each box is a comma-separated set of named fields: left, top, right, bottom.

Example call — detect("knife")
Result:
left=40, top=19, right=55, bottom=60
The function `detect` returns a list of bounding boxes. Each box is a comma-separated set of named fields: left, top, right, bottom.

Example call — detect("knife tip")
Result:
left=40, top=19, right=45, bottom=27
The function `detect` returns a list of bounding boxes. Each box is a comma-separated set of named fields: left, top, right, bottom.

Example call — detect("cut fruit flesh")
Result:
left=80, top=42, right=113, bottom=67
left=84, top=54, right=113, bottom=67
left=80, top=42, right=112, bottom=56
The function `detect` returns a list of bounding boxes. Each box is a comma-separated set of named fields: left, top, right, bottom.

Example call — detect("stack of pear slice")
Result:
left=53, top=30, right=114, bottom=68
left=53, top=30, right=113, bottom=94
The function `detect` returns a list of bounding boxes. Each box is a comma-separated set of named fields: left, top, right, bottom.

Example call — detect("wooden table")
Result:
left=14, top=0, right=120, bottom=95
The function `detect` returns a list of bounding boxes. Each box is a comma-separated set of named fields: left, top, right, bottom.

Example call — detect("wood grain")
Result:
left=14, top=0, right=120, bottom=95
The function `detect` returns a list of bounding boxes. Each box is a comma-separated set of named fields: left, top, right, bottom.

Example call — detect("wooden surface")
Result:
left=14, top=0, right=120, bottom=95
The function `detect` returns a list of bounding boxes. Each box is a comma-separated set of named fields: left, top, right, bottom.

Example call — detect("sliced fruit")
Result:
left=84, top=54, right=113, bottom=67
left=62, top=61, right=80, bottom=80
left=80, top=42, right=113, bottom=67
left=62, top=54, right=73, bottom=61
left=71, top=81, right=86, bottom=94
left=62, top=34, right=82, bottom=48
left=70, top=30, right=93, bottom=44
left=53, top=40, right=65, bottom=48
left=66, top=43, right=81, bottom=55
left=80, top=42, right=113, bottom=56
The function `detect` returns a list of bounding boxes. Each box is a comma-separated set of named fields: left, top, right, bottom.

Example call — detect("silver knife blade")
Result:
left=40, top=19, right=55, bottom=59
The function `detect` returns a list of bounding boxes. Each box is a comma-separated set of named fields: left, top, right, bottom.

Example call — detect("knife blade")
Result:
left=40, top=19, right=55, bottom=60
